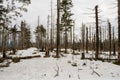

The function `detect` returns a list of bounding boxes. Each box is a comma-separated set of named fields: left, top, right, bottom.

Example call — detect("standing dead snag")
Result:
left=108, top=20, right=112, bottom=59
left=99, top=26, right=102, bottom=54
left=56, top=0, right=60, bottom=58
left=81, top=23, right=85, bottom=53
left=95, top=5, right=99, bottom=60
left=72, top=20, right=75, bottom=54
left=50, top=0, right=54, bottom=52
left=113, top=27, right=116, bottom=55
left=86, top=27, right=88, bottom=53
left=45, top=15, right=50, bottom=57
left=81, top=23, right=85, bottom=59
left=118, top=0, right=120, bottom=62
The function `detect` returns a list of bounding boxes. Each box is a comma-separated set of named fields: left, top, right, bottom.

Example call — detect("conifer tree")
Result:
left=61, top=0, right=73, bottom=53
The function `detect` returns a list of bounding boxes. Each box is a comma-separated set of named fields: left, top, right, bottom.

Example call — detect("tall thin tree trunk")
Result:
left=95, top=5, right=99, bottom=59
left=50, top=0, right=53, bottom=52
left=45, top=15, right=50, bottom=57
left=82, top=24, right=85, bottom=53
left=64, top=27, right=68, bottom=53
left=118, top=0, right=120, bottom=62
left=108, top=20, right=112, bottom=59
left=72, top=21, right=75, bottom=54
left=70, top=27, right=72, bottom=49
left=2, top=28, right=6, bottom=58
left=86, top=27, right=88, bottom=53
left=113, top=27, right=116, bottom=55
left=99, top=26, right=102, bottom=54
left=56, top=0, right=60, bottom=58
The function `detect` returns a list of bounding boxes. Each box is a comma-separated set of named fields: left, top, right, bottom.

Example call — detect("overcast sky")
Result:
left=20, top=0, right=117, bottom=41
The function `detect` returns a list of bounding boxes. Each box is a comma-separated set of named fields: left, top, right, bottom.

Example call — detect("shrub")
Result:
left=12, top=57, right=20, bottom=63
left=113, top=61, right=120, bottom=65
left=0, top=58, right=5, bottom=63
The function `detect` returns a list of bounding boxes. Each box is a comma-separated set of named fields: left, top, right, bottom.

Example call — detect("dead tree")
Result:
left=86, top=27, right=88, bottom=53
left=72, top=21, right=75, bottom=54
left=89, top=26, right=92, bottom=51
left=0, top=29, right=2, bottom=52
left=81, top=23, right=85, bottom=59
left=70, top=26, right=72, bottom=49
left=118, top=0, right=120, bottom=62
left=99, top=26, right=102, bottom=54
left=56, top=0, right=60, bottom=58
left=81, top=23, right=85, bottom=53
left=113, top=27, right=116, bottom=55
left=50, top=0, right=54, bottom=52
left=95, top=5, right=99, bottom=59
left=45, top=15, right=50, bottom=57
left=108, top=20, right=112, bottom=59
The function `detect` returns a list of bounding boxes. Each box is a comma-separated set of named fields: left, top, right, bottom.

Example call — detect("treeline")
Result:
left=0, top=21, right=32, bottom=52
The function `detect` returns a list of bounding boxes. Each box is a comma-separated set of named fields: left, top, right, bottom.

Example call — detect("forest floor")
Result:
left=0, top=48, right=120, bottom=80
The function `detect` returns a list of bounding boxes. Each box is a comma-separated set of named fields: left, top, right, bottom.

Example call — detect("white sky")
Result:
left=20, top=0, right=117, bottom=42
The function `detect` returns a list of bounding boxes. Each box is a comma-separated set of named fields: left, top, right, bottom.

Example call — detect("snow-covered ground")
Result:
left=0, top=48, right=120, bottom=80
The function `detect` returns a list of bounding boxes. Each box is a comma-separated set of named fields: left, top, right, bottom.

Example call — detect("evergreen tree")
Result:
left=35, top=25, right=46, bottom=51
left=0, top=0, right=30, bottom=58
left=61, top=0, right=73, bottom=53
left=20, top=21, right=31, bottom=49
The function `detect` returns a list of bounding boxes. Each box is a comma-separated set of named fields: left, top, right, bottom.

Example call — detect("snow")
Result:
left=0, top=48, right=120, bottom=80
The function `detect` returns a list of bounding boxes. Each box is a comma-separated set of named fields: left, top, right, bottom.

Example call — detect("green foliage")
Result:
left=61, top=0, right=73, bottom=31
left=0, top=0, right=31, bottom=28
left=113, top=61, right=120, bottom=65
left=12, top=57, right=20, bottom=63
left=21, top=21, right=31, bottom=48
left=35, top=25, right=46, bottom=37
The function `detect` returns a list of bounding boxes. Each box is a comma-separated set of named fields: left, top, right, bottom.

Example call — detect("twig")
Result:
left=90, top=67, right=101, bottom=77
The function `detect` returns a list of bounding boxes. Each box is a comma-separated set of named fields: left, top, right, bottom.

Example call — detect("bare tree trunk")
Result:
left=56, top=0, right=60, bottom=58
left=70, top=27, right=72, bottom=49
left=0, top=29, right=2, bottom=52
left=89, top=26, right=92, bottom=51
left=86, top=27, right=88, bottom=53
left=113, top=27, right=116, bottom=55
left=50, top=0, right=53, bottom=52
left=118, top=0, right=120, bottom=62
left=108, top=20, right=112, bottom=59
left=95, top=5, right=99, bottom=59
left=81, top=24, right=85, bottom=59
left=64, top=28, right=68, bottom=53
left=45, top=15, right=50, bottom=57
left=72, top=21, right=75, bottom=54
left=81, top=24, right=85, bottom=53
left=99, top=26, right=102, bottom=54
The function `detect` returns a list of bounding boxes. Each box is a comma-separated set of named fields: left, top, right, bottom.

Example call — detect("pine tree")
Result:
left=0, top=0, right=30, bottom=58
left=35, top=24, right=46, bottom=51
left=61, top=0, right=73, bottom=53
left=20, top=21, right=31, bottom=49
